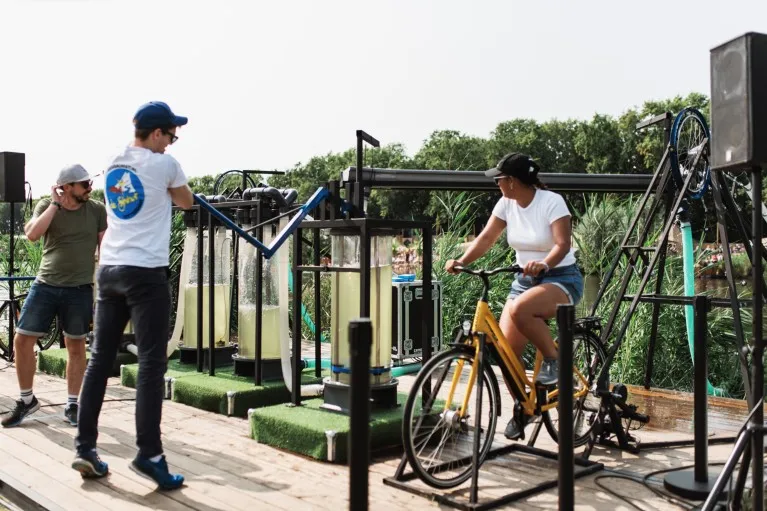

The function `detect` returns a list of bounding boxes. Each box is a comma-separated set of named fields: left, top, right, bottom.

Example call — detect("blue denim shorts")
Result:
left=508, top=264, right=584, bottom=305
left=16, top=280, right=94, bottom=339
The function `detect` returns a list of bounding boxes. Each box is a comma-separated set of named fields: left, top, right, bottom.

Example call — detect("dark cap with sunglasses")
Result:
left=133, top=101, right=188, bottom=130
left=56, top=164, right=92, bottom=187
left=485, top=152, right=541, bottom=185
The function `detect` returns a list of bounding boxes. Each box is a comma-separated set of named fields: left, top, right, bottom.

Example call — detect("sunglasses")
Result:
left=493, top=176, right=510, bottom=183
left=70, top=180, right=93, bottom=189
left=162, top=130, right=179, bottom=145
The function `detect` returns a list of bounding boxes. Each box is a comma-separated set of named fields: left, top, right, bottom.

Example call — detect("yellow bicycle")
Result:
left=402, top=264, right=605, bottom=489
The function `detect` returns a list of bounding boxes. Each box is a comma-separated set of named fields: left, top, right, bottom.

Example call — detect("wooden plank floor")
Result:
left=0, top=352, right=759, bottom=511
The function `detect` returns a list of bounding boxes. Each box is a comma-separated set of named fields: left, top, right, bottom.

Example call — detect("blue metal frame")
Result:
left=193, top=186, right=329, bottom=259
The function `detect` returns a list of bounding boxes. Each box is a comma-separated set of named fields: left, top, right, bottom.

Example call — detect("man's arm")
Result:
left=169, top=184, right=195, bottom=210
left=25, top=195, right=58, bottom=242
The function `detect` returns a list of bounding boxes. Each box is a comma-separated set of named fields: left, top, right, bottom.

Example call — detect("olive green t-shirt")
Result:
left=34, top=198, right=108, bottom=287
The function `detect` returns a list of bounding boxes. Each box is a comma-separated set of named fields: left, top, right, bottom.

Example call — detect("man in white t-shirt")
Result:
left=73, top=101, right=195, bottom=489
left=445, top=152, right=584, bottom=440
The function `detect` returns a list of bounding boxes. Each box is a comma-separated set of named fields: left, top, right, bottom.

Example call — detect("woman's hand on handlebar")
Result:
left=523, top=260, right=548, bottom=277
left=445, top=259, right=463, bottom=275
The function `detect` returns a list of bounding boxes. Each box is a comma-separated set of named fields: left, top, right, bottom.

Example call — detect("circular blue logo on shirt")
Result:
left=105, top=168, right=145, bottom=219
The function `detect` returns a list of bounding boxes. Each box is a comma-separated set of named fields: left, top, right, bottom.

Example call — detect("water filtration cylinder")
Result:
left=182, top=226, right=232, bottom=348
left=329, top=233, right=393, bottom=385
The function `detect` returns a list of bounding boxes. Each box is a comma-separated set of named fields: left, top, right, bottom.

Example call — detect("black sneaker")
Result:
left=1, top=397, right=40, bottom=428
left=503, top=414, right=529, bottom=440
left=72, top=450, right=108, bottom=478
left=535, top=358, right=559, bottom=387
left=64, top=403, right=78, bottom=426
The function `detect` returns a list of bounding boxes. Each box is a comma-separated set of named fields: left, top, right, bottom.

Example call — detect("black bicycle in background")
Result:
left=0, top=276, right=62, bottom=362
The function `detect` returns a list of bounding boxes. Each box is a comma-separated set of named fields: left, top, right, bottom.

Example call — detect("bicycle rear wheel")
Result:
left=402, top=346, right=499, bottom=489
left=542, top=331, right=606, bottom=447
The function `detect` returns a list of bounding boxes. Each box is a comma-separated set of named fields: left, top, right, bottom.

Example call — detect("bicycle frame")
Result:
left=447, top=298, right=591, bottom=419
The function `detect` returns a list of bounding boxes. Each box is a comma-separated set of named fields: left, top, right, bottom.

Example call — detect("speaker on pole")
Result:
left=710, top=32, right=767, bottom=172
left=0, top=152, right=26, bottom=203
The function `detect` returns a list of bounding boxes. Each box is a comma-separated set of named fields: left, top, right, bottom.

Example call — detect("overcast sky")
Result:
left=2, top=0, right=766, bottom=197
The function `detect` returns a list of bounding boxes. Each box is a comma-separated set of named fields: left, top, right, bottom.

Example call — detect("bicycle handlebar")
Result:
left=453, top=264, right=523, bottom=276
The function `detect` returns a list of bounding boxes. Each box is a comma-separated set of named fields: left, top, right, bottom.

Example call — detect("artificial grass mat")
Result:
left=249, top=392, right=407, bottom=463
left=38, top=348, right=137, bottom=378
left=121, top=359, right=327, bottom=418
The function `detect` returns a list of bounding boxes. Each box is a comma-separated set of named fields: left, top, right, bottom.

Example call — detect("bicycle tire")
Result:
left=402, top=346, right=499, bottom=489
left=542, top=331, right=606, bottom=447
left=0, top=301, right=11, bottom=359
left=670, top=107, right=711, bottom=200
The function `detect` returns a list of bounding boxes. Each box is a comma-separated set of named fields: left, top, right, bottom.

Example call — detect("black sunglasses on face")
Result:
left=494, top=176, right=509, bottom=183
left=162, top=130, right=178, bottom=144
left=71, top=180, right=92, bottom=189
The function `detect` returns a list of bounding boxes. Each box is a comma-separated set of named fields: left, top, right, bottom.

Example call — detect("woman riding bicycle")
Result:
left=445, top=152, right=584, bottom=440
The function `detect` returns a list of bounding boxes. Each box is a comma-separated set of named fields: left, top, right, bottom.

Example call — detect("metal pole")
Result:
left=422, top=221, right=433, bottom=364
left=557, top=304, right=575, bottom=510
left=469, top=332, right=486, bottom=505
left=314, top=224, right=322, bottom=378
left=693, top=295, right=710, bottom=482
left=348, top=318, right=371, bottom=511
left=8, top=202, right=14, bottom=361
left=751, top=166, right=763, bottom=511
left=291, top=228, right=303, bottom=406
left=197, top=207, right=204, bottom=373
left=664, top=295, right=718, bottom=499
left=208, top=212, right=215, bottom=377
left=254, top=205, right=263, bottom=385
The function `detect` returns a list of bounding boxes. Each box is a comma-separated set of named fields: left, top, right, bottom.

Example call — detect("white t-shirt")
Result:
left=99, top=146, right=188, bottom=268
left=491, top=189, right=576, bottom=267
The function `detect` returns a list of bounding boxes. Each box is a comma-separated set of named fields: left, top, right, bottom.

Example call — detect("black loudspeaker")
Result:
left=0, top=152, right=26, bottom=203
left=710, top=32, right=767, bottom=171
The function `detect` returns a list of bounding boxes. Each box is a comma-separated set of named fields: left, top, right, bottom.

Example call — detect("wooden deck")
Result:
left=0, top=358, right=758, bottom=510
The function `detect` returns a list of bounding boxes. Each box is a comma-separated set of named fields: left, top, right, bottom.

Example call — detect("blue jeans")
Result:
left=508, top=264, right=584, bottom=305
left=16, top=280, right=93, bottom=339
left=75, top=265, right=170, bottom=459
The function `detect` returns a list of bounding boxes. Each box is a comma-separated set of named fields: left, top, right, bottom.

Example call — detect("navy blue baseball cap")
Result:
left=133, top=101, right=188, bottom=129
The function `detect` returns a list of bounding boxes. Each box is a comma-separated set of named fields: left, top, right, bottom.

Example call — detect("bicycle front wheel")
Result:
left=670, top=107, right=711, bottom=200
left=402, top=346, right=499, bottom=489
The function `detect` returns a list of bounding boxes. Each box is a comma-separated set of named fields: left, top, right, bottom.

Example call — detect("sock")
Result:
left=67, top=395, right=78, bottom=407
left=149, top=454, right=163, bottom=463
left=20, top=388, right=33, bottom=405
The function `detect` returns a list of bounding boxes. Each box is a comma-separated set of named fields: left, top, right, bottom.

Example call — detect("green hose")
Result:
left=681, top=221, right=726, bottom=397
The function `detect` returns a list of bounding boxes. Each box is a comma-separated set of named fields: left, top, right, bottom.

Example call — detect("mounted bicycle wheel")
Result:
left=402, top=346, right=499, bottom=489
left=670, top=107, right=711, bottom=200
left=542, top=331, right=606, bottom=447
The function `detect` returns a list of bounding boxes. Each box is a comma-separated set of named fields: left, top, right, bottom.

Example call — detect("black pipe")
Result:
left=283, top=188, right=298, bottom=206
left=348, top=318, right=372, bottom=511
left=197, top=206, right=204, bottom=373
left=557, top=304, right=575, bottom=510
left=751, top=166, right=763, bottom=511
left=208, top=212, right=215, bottom=377
left=340, top=167, right=655, bottom=193
left=242, top=187, right=288, bottom=208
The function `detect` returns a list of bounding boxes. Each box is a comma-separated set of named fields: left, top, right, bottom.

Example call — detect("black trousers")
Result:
left=75, top=265, right=170, bottom=459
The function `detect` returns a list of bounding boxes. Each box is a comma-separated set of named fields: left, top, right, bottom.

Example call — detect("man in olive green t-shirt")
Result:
left=1, top=164, right=107, bottom=429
